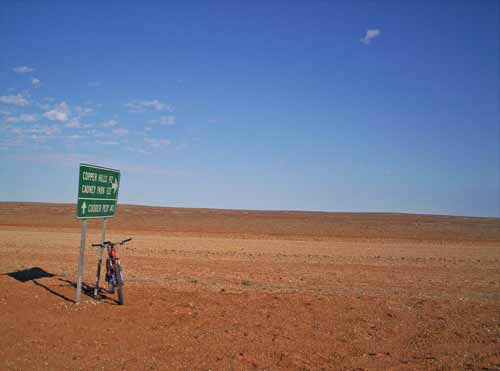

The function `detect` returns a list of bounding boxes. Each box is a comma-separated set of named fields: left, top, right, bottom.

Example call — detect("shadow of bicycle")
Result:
left=58, top=278, right=119, bottom=304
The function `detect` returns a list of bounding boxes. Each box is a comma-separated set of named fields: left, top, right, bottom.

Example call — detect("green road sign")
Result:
left=77, top=164, right=120, bottom=219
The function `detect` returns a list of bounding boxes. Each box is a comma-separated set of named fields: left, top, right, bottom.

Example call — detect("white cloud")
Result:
left=149, top=115, right=176, bottom=125
left=126, top=146, right=152, bottom=155
left=159, top=115, right=176, bottom=125
left=112, top=128, right=128, bottom=136
left=0, top=109, right=12, bottom=116
left=30, top=135, right=50, bottom=143
left=4, top=113, right=38, bottom=123
left=66, top=134, right=82, bottom=140
left=101, top=119, right=118, bottom=128
left=74, top=106, right=93, bottom=116
left=65, top=119, right=82, bottom=128
left=361, top=29, right=381, bottom=45
left=8, top=124, right=60, bottom=141
left=26, top=124, right=59, bottom=136
left=43, top=102, right=70, bottom=122
left=13, top=66, right=35, bottom=74
left=6, top=126, right=23, bottom=136
left=65, top=107, right=93, bottom=129
left=144, top=137, right=170, bottom=148
left=37, top=102, right=51, bottom=110
left=0, top=94, right=28, bottom=106
left=91, top=129, right=105, bottom=137
left=0, top=137, right=24, bottom=148
left=126, top=99, right=171, bottom=112
left=2, top=124, right=59, bottom=145
left=96, top=140, right=119, bottom=145
left=32, top=78, right=41, bottom=88
left=88, top=81, right=101, bottom=87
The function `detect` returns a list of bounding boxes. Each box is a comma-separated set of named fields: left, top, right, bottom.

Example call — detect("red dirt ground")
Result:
left=0, top=202, right=499, bottom=370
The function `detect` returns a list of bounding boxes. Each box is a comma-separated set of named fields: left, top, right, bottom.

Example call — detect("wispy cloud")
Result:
left=65, top=120, right=82, bottom=128
left=7, top=151, right=96, bottom=167
left=126, top=147, right=152, bottom=155
left=125, top=99, right=172, bottom=112
left=144, top=137, right=170, bottom=148
left=4, top=113, right=38, bottom=123
left=158, top=115, right=176, bottom=125
left=0, top=94, right=28, bottom=106
left=13, top=66, right=35, bottom=74
left=88, top=81, right=101, bottom=87
left=63, top=105, right=94, bottom=128
left=31, top=78, right=41, bottom=88
left=74, top=106, right=93, bottom=116
left=112, top=128, right=128, bottom=136
left=43, top=102, right=70, bottom=122
left=101, top=119, right=118, bottom=128
left=90, top=129, right=105, bottom=138
left=0, top=137, right=24, bottom=148
left=5, top=124, right=60, bottom=144
left=0, top=109, right=12, bottom=116
left=361, top=29, right=381, bottom=45
left=24, top=124, right=60, bottom=136
left=65, top=134, right=83, bottom=140
left=96, top=140, right=119, bottom=145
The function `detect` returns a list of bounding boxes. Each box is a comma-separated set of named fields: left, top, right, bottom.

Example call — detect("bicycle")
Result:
left=92, top=238, right=131, bottom=305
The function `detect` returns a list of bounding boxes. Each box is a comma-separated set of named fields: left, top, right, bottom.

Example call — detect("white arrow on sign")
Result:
left=81, top=201, right=87, bottom=215
left=111, top=178, right=118, bottom=194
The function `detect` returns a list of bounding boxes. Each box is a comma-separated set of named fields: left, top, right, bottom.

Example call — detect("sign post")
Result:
left=76, top=219, right=87, bottom=304
left=76, top=163, right=120, bottom=304
left=93, top=218, right=107, bottom=297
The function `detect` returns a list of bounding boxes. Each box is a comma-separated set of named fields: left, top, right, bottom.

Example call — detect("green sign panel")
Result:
left=76, top=164, right=120, bottom=219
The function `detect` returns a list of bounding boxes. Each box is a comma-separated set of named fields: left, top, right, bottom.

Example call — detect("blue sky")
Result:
left=0, top=1, right=498, bottom=217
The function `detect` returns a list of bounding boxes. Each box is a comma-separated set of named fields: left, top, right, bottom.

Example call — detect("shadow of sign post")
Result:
left=5, top=267, right=74, bottom=303
left=7, top=267, right=55, bottom=282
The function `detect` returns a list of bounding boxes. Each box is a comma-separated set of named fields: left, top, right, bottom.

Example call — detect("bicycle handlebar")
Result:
left=91, top=238, right=132, bottom=247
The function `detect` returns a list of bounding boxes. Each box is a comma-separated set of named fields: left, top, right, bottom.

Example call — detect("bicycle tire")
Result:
left=106, top=259, right=115, bottom=293
left=115, top=264, right=124, bottom=305
left=117, top=286, right=124, bottom=305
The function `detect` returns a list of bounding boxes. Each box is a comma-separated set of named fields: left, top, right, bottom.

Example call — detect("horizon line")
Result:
left=1, top=200, right=498, bottom=220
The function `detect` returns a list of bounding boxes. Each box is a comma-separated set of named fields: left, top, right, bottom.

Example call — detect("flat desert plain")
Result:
left=0, top=202, right=499, bottom=371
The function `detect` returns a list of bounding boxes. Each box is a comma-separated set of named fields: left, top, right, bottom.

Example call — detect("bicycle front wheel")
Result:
left=115, top=264, right=124, bottom=305
left=117, top=286, right=124, bottom=305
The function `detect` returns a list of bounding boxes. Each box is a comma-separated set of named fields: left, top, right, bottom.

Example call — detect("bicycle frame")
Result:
left=105, top=244, right=122, bottom=290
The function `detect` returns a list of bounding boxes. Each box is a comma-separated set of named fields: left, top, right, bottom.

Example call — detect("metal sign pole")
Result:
left=94, top=218, right=107, bottom=297
left=76, top=219, right=87, bottom=304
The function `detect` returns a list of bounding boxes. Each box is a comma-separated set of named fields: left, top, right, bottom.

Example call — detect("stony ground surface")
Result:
left=0, top=202, right=499, bottom=370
